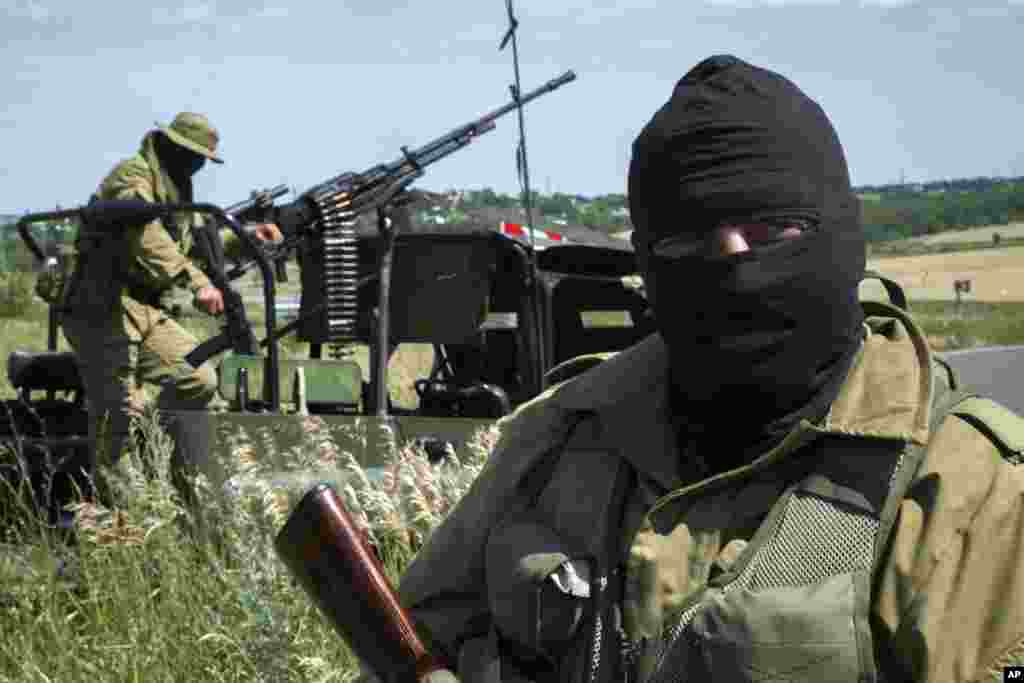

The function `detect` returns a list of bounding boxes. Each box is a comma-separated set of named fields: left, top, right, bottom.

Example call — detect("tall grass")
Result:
left=2, top=280, right=1024, bottom=680
left=907, top=300, right=1024, bottom=349
left=0, top=271, right=36, bottom=319
left=0, top=405, right=497, bottom=682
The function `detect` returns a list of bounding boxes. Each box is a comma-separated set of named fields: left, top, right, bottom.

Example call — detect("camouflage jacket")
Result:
left=65, top=131, right=212, bottom=317
left=396, top=303, right=1024, bottom=683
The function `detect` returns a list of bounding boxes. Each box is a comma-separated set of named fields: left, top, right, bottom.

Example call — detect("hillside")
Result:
left=879, top=222, right=1024, bottom=246
left=418, top=175, right=1024, bottom=242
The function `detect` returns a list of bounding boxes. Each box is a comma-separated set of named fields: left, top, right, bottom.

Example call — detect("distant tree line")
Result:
left=458, top=189, right=631, bottom=230
left=454, top=179, right=1024, bottom=241
left=3, top=176, right=1023, bottom=270
left=855, top=176, right=1024, bottom=196
left=860, top=181, right=1024, bottom=242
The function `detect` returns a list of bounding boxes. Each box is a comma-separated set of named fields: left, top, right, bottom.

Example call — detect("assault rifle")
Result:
left=275, top=484, right=457, bottom=683
left=187, top=218, right=259, bottom=362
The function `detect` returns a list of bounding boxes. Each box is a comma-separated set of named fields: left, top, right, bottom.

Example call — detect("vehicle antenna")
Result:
left=499, top=0, right=548, bottom=390
left=499, top=0, right=536, bottom=253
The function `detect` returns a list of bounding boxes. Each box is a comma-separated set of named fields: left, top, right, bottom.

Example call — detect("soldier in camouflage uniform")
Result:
left=361, top=57, right=1024, bottom=682
left=62, top=112, right=282, bottom=481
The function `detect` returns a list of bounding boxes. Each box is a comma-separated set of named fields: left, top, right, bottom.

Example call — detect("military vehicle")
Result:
left=0, top=66, right=657, bottom=521
left=1, top=187, right=650, bottom=520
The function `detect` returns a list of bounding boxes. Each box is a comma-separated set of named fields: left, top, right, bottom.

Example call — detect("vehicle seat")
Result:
left=551, top=280, right=655, bottom=364
left=7, top=350, right=84, bottom=396
left=415, top=378, right=512, bottom=419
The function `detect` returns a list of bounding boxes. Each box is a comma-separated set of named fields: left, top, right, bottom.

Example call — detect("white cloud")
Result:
left=704, top=0, right=915, bottom=5
left=925, top=5, right=962, bottom=34
left=181, top=3, right=212, bottom=22
left=6, top=0, right=53, bottom=22
left=256, top=5, right=289, bottom=19
left=389, top=37, right=410, bottom=58
left=150, top=2, right=215, bottom=26
left=705, top=0, right=840, bottom=6
left=965, top=5, right=1013, bottom=19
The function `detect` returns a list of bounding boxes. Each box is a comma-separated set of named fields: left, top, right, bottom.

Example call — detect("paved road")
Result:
left=938, top=345, right=1024, bottom=414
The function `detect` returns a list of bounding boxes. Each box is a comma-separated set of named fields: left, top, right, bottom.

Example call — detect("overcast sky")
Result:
left=3, top=0, right=1022, bottom=213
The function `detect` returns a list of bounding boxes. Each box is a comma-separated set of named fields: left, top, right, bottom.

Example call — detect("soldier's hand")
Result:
left=195, top=286, right=225, bottom=316
left=251, top=222, right=284, bottom=243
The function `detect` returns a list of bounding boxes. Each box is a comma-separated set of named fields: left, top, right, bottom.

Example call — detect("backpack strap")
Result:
left=950, top=397, right=1024, bottom=465
left=861, top=270, right=908, bottom=311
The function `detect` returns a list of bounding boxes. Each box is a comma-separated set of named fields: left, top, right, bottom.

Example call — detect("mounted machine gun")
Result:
left=221, top=69, right=577, bottom=417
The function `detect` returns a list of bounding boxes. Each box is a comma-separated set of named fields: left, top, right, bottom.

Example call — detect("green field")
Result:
left=0, top=294, right=497, bottom=681
left=2, top=263, right=1024, bottom=679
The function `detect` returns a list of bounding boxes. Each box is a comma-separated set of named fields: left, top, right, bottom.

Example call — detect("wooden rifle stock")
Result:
left=274, top=484, right=455, bottom=683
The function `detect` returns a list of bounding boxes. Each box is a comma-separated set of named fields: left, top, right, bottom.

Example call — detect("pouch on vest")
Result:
left=683, top=570, right=873, bottom=680
left=485, top=510, right=593, bottom=669
left=649, top=458, right=888, bottom=683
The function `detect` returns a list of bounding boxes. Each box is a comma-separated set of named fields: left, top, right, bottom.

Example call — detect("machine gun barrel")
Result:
left=303, top=69, right=577, bottom=203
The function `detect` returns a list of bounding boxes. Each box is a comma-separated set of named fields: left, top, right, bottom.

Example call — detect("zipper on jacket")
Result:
left=587, top=574, right=608, bottom=683
left=616, top=606, right=636, bottom=683
left=585, top=458, right=633, bottom=683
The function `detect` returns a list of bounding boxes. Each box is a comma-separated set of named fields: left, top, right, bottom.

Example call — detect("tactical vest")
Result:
left=641, top=381, right=978, bottom=683
left=488, top=392, right=1021, bottom=682
left=59, top=197, right=194, bottom=316
left=498, top=379, right=1019, bottom=683
left=481, top=285, right=1024, bottom=683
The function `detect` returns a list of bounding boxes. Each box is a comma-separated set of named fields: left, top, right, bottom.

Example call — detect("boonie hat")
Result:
left=155, top=112, right=224, bottom=164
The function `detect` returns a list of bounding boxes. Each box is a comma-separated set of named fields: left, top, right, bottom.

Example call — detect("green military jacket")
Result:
left=397, top=305, right=1024, bottom=683
left=65, top=131, right=212, bottom=318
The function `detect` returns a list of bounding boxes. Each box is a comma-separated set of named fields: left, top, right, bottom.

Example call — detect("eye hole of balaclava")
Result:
left=627, top=55, right=866, bottom=434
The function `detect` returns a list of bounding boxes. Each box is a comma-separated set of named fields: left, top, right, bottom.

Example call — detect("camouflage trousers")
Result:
left=62, top=296, right=218, bottom=471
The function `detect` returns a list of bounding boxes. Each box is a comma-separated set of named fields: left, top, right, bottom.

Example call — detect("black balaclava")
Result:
left=154, top=131, right=204, bottom=198
left=628, top=55, right=866, bottom=463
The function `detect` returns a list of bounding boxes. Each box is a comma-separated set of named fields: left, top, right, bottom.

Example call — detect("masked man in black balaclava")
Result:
left=627, top=54, right=867, bottom=473
left=359, top=57, right=1024, bottom=683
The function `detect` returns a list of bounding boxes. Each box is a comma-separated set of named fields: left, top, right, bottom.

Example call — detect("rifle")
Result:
left=185, top=217, right=260, bottom=364
left=275, top=484, right=457, bottom=683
